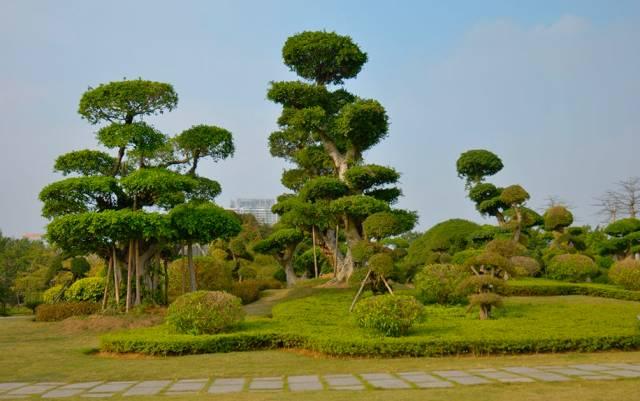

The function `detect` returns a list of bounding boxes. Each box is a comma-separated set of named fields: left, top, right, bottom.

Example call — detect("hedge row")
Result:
left=504, top=279, right=640, bottom=301
left=35, top=302, right=100, bottom=321
left=101, top=327, right=640, bottom=357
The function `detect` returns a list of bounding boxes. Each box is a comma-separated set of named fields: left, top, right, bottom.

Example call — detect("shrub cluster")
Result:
left=166, top=291, right=245, bottom=335
left=546, top=254, right=598, bottom=282
left=510, top=256, right=541, bottom=277
left=414, top=264, right=468, bottom=304
left=609, top=259, right=640, bottom=290
left=35, top=302, right=100, bottom=321
left=43, top=285, right=66, bottom=304
left=230, top=281, right=261, bottom=304
left=504, top=279, right=640, bottom=301
left=353, top=294, right=423, bottom=337
left=65, top=277, right=105, bottom=302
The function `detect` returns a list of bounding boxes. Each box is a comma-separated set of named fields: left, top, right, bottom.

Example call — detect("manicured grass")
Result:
left=102, top=290, right=640, bottom=356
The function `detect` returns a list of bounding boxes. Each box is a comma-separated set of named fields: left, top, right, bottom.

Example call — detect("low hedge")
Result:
left=504, top=278, right=640, bottom=301
left=35, top=302, right=100, bottom=321
left=101, top=325, right=640, bottom=357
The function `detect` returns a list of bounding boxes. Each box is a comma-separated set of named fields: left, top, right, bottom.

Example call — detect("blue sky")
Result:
left=1, top=0, right=639, bottom=237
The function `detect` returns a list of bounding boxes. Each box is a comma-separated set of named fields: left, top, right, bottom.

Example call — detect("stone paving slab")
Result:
left=504, top=367, right=571, bottom=382
left=9, top=383, right=65, bottom=395
left=165, top=379, right=208, bottom=394
left=541, top=367, right=615, bottom=379
left=603, top=369, right=640, bottom=378
left=324, top=374, right=364, bottom=390
left=397, top=372, right=453, bottom=388
left=288, top=375, right=323, bottom=392
left=469, top=368, right=534, bottom=383
left=433, top=370, right=490, bottom=385
left=360, top=373, right=411, bottom=389
left=208, top=378, right=245, bottom=394
left=0, top=383, right=29, bottom=393
left=88, top=381, right=136, bottom=393
left=123, top=380, right=171, bottom=396
left=602, top=363, right=640, bottom=371
left=570, top=364, right=617, bottom=372
left=249, top=377, right=283, bottom=391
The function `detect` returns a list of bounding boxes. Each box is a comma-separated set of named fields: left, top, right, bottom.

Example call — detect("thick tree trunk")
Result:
left=188, top=242, right=197, bottom=291
left=512, top=206, right=522, bottom=243
left=283, top=246, right=297, bottom=287
left=335, top=221, right=362, bottom=283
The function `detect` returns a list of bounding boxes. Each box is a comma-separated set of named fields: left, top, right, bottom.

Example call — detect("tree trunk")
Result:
left=163, top=259, right=169, bottom=305
left=513, top=206, right=522, bottom=242
left=479, top=304, right=491, bottom=320
left=126, top=240, right=134, bottom=312
left=112, top=248, right=120, bottom=306
left=335, top=221, right=361, bottom=283
left=135, top=240, right=141, bottom=305
left=101, top=256, right=113, bottom=311
left=312, top=225, right=318, bottom=278
left=283, top=246, right=297, bottom=287
left=188, top=242, right=197, bottom=291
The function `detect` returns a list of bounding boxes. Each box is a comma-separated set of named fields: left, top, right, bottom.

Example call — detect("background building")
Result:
left=229, top=198, right=279, bottom=226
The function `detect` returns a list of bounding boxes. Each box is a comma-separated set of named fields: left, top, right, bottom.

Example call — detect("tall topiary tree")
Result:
left=266, top=31, right=416, bottom=282
left=41, top=79, right=236, bottom=312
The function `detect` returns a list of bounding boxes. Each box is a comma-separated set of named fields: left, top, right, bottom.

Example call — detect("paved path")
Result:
left=1, top=362, right=640, bottom=398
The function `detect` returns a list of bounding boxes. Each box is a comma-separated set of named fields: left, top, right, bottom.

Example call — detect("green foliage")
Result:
left=363, top=210, right=417, bottom=240
left=102, top=289, right=640, bottom=357
left=403, top=219, right=481, bottom=273
left=456, top=149, right=503, bottom=186
left=500, top=185, right=530, bottom=205
left=43, top=285, right=66, bottom=304
left=547, top=254, right=599, bottom=282
left=35, top=302, right=99, bottom=321
left=605, top=218, right=640, bottom=237
left=468, top=183, right=500, bottom=203
left=504, top=278, right=640, bottom=301
left=510, top=256, right=541, bottom=277
left=543, top=206, right=574, bottom=231
left=299, top=177, right=349, bottom=201
left=78, top=79, right=178, bottom=124
left=39, top=176, right=122, bottom=218
left=335, top=99, right=388, bottom=151
left=69, top=257, right=90, bottom=279
left=282, top=31, right=368, bottom=85
left=230, top=280, right=261, bottom=304
left=484, top=238, right=527, bottom=258
left=166, top=291, right=245, bottom=335
left=414, top=264, right=469, bottom=304
left=238, top=265, right=257, bottom=281
left=120, top=168, right=195, bottom=206
left=465, top=251, right=513, bottom=277
left=609, top=259, right=640, bottom=290
left=54, top=150, right=115, bottom=176
left=344, top=164, right=399, bottom=192
left=353, top=295, right=423, bottom=337
left=97, top=122, right=166, bottom=155
left=170, top=201, right=241, bottom=243
left=174, top=125, right=235, bottom=163
left=64, top=277, right=105, bottom=302
left=330, top=195, right=389, bottom=219
left=367, top=253, right=394, bottom=276
left=253, top=229, right=304, bottom=255
left=450, top=249, right=483, bottom=265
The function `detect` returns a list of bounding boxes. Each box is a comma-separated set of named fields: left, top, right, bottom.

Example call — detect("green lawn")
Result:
left=102, top=289, right=640, bottom=356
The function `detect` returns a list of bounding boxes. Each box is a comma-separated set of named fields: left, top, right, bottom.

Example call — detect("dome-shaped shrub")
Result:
left=353, top=294, right=423, bottom=337
left=368, top=253, right=394, bottom=276
left=65, top=277, right=105, bottom=302
left=414, top=264, right=469, bottom=305
left=510, top=256, right=541, bottom=277
left=547, top=254, right=598, bottom=282
left=543, top=206, right=573, bottom=231
left=166, top=291, right=245, bottom=335
left=43, top=285, right=66, bottom=304
left=609, top=259, right=640, bottom=290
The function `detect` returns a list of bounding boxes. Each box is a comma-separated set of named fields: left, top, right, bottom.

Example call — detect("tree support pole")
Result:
left=312, top=225, right=318, bottom=278
left=349, top=269, right=371, bottom=312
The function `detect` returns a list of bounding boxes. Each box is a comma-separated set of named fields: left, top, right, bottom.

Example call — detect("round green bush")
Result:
left=43, top=285, right=66, bottom=304
left=353, top=294, right=423, bottom=337
left=368, top=252, right=394, bottom=276
left=510, top=256, right=541, bottom=277
left=65, top=277, right=105, bottom=302
left=414, top=264, right=469, bottom=304
left=238, top=265, right=257, bottom=281
left=547, top=254, right=598, bottom=282
left=609, top=259, right=640, bottom=290
left=166, top=291, right=245, bottom=335
left=543, top=206, right=573, bottom=231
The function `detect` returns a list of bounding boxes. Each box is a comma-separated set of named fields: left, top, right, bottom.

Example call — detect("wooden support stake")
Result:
left=312, top=225, right=318, bottom=278
left=349, top=269, right=372, bottom=312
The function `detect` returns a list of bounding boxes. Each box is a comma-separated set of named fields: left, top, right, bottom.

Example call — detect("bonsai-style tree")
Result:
left=500, top=185, right=530, bottom=242
left=456, top=149, right=504, bottom=189
left=600, top=218, right=640, bottom=260
left=253, top=228, right=304, bottom=286
left=267, top=31, right=415, bottom=282
left=462, top=251, right=514, bottom=320
left=41, top=79, right=236, bottom=312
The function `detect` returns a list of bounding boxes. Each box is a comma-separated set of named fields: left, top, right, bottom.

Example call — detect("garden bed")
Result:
left=101, top=290, right=640, bottom=357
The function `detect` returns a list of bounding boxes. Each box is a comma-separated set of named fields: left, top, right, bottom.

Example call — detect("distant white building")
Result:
left=229, top=198, right=279, bottom=226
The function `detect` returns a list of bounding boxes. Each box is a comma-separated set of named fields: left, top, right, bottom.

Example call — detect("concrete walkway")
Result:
left=1, top=362, right=640, bottom=398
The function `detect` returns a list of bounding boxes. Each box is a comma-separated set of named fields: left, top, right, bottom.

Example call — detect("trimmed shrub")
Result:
left=414, top=264, right=469, bottom=304
left=353, top=295, right=423, bottom=337
left=230, top=280, right=261, bottom=304
left=35, top=302, right=100, bottom=321
left=510, top=256, right=541, bottom=277
left=43, top=285, right=66, bottom=304
left=609, top=259, right=640, bottom=290
left=547, top=254, right=598, bottom=282
left=485, top=238, right=526, bottom=258
left=504, top=278, right=640, bottom=301
left=166, top=291, right=245, bottom=335
left=238, top=265, right=257, bottom=281
left=65, top=277, right=105, bottom=302
left=450, top=249, right=482, bottom=265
